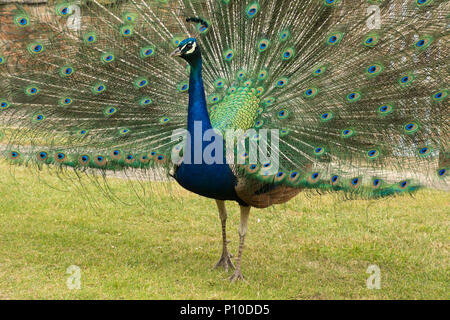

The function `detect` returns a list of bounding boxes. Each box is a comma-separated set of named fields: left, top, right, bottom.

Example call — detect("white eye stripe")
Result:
left=186, top=42, right=196, bottom=54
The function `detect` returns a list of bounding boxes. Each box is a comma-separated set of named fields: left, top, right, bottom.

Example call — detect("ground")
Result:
left=0, top=160, right=448, bottom=299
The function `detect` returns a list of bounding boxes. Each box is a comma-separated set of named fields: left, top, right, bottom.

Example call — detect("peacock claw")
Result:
left=214, top=252, right=235, bottom=272
left=229, top=269, right=245, bottom=282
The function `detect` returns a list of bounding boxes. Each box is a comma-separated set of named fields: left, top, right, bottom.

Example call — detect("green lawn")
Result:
left=0, top=161, right=448, bottom=300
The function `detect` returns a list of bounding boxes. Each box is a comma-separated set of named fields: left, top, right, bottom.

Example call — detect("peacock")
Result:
left=0, top=0, right=448, bottom=281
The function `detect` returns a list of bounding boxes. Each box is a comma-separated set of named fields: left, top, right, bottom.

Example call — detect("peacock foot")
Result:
left=229, top=269, right=245, bottom=282
left=214, top=251, right=235, bottom=272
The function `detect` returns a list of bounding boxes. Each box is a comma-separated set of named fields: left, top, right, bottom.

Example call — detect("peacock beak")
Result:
left=170, top=47, right=183, bottom=57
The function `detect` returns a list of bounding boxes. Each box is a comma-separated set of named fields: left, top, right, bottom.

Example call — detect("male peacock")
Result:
left=0, top=0, right=448, bottom=281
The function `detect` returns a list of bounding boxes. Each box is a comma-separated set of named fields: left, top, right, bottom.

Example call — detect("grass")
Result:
left=0, top=160, right=448, bottom=300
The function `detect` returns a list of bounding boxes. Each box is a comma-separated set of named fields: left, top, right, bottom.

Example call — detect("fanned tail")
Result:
left=1, top=0, right=200, bottom=174
left=199, top=0, right=449, bottom=197
left=1, top=0, right=448, bottom=200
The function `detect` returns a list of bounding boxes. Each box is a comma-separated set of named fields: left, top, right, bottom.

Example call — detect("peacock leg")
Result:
left=230, top=205, right=251, bottom=282
left=214, top=200, right=235, bottom=271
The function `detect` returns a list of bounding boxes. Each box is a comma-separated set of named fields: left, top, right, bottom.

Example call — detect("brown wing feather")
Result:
left=235, top=179, right=301, bottom=209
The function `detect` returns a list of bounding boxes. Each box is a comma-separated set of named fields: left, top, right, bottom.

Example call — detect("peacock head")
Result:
left=171, top=38, right=200, bottom=64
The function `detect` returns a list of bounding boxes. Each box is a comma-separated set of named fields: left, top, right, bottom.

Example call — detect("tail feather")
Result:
left=1, top=0, right=448, bottom=199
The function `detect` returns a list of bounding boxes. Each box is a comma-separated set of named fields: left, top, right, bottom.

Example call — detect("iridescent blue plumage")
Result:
left=171, top=38, right=244, bottom=204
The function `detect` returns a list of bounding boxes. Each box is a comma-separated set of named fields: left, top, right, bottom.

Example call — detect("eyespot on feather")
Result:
left=320, top=112, right=333, bottom=122
left=326, top=32, right=343, bottom=45
left=8, top=151, right=21, bottom=160
left=59, top=65, right=74, bottom=77
left=346, top=91, right=361, bottom=103
left=101, top=53, right=115, bottom=64
left=398, top=73, right=415, bottom=87
left=378, top=104, right=394, bottom=116
left=54, top=152, right=67, bottom=163
left=223, top=49, right=235, bottom=62
left=330, top=175, right=340, bottom=186
left=83, top=32, right=97, bottom=44
left=304, top=87, right=319, bottom=99
left=403, top=122, right=419, bottom=134
left=110, top=149, right=123, bottom=160
left=324, top=0, right=341, bottom=6
left=139, top=97, right=152, bottom=106
left=134, top=77, right=149, bottom=89
left=37, top=151, right=48, bottom=161
left=341, top=128, right=355, bottom=138
left=350, top=177, right=362, bottom=188
left=245, top=2, right=260, bottom=18
left=92, top=83, right=107, bottom=94
left=279, top=30, right=291, bottom=42
left=104, top=107, right=118, bottom=116
left=308, top=172, right=321, bottom=184
left=94, top=155, right=107, bottom=166
left=257, top=39, right=271, bottom=52
left=14, top=14, right=30, bottom=27
left=0, top=99, right=11, bottom=110
left=281, top=48, right=295, bottom=60
left=120, top=25, right=134, bottom=37
left=79, top=155, right=91, bottom=166
left=28, top=42, right=44, bottom=55
left=363, top=33, right=379, bottom=47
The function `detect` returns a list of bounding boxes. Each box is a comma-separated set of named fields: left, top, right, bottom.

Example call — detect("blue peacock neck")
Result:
left=186, top=55, right=213, bottom=161
left=174, top=50, right=243, bottom=204
left=187, top=57, right=212, bottom=136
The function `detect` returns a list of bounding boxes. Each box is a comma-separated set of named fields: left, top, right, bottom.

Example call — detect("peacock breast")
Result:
left=209, top=87, right=260, bottom=132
